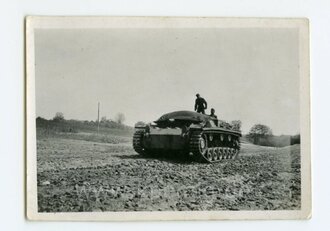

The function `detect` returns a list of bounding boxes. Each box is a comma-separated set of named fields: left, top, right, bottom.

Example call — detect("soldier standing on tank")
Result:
left=194, top=93, right=207, bottom=114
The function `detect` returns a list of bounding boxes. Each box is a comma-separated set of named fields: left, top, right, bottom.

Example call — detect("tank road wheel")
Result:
left=133, top=130, right=148, bottom=156
left=224, top=148, right=228, bottom=159
left=218, top=148, right=223, bottom=160
left=225, top=148, right=230, bottom=159
left=229, top=148, right=233, bottom=159
left=213, top=148, right=219, bottom=161
left=228, top=148, right=232, bottom=159
left=221, top=148, right=226, bottom=159
left=206, top=148, right=213, bottom=162
left=217, top=148, right=221, bottom=160
left=233, top=149, right=239, bottom=159
left=230, top=148, right=235, bottom=159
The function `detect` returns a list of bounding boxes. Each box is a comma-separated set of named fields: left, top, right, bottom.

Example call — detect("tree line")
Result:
left=247, top=124, right=300, bottom=147
left=36, top=112, right=130, bottom=134
left=53, top=112, right=126, bottom=125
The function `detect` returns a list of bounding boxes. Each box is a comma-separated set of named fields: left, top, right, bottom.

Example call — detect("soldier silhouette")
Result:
left=194, top=93, right=207, bottom=114
left=210, top=108, right=217, bottom=119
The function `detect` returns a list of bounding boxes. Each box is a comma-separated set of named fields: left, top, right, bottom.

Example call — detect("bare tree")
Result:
left=53, top=112, right=65, bottom=122
left=115, top=113, right=126, bottom=124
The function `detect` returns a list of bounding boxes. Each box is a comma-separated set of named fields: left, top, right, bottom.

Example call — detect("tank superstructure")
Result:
left=133, top=111, right=241, bottom=163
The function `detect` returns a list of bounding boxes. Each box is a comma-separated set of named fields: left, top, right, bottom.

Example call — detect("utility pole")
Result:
left=97, top=102, right=100, bottom=133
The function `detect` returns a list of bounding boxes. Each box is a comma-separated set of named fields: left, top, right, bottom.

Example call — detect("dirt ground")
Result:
left=37, top=135, right=301, bottom=212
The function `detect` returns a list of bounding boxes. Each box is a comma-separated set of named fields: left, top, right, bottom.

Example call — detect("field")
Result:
left=36, top=130, right=301, bottom=212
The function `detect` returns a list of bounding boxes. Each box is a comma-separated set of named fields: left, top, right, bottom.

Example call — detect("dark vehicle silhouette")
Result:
left=133, top=111, right=241, bottom=163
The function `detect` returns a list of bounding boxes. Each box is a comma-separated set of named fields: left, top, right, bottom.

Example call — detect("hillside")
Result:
left=36, top=117, right=134, bottom=144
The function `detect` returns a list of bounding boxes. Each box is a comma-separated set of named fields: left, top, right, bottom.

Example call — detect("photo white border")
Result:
left=26, top=16, right=311, bottom=221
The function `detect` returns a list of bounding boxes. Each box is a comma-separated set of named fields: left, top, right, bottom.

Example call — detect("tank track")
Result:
left=189, top=131, right=240, bottom=163
left=133, top=130, right=146, bottom=155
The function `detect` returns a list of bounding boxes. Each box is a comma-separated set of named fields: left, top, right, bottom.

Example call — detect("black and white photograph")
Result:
left=26, top=17, right=311, bottom=220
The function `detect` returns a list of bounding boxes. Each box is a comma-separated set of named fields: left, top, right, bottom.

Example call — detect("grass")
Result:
left=37, top=127, right=133, bottom=144
left=36, top=117, right=134, bottom=144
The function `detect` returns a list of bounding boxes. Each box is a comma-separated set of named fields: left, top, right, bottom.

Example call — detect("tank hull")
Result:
left=134, top=128, right=241, bottom=163
left=133, top=111, right=242, bottom=163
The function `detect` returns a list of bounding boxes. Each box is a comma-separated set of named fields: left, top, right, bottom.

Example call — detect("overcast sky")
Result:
left=35, top=28, right=299, bottom=135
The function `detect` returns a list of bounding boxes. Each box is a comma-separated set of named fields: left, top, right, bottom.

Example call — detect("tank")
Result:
left=133, top=110, right=241, bottom=163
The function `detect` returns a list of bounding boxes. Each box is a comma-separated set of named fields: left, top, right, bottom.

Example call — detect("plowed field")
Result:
left=37, top=136, right=301, bottom=212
